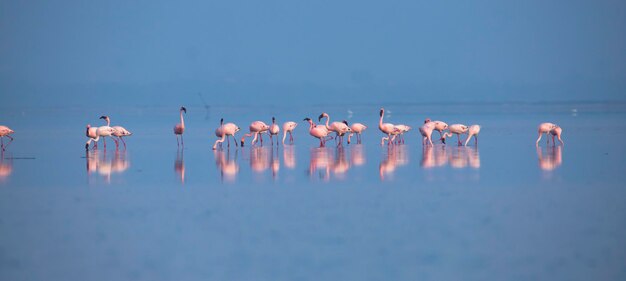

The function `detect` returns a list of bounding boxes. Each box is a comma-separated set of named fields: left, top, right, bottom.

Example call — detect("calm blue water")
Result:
left=0, top=103, right=625, bottom=280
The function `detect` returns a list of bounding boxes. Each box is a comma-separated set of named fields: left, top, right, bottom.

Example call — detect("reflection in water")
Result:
left=0, top=153, right=12, bottom=183
left=350, top=144, right=366, bottom=167
left=282, top=145, right=296, bottom=169
left=214, top=148, right=239, bottom=183
left=309, top=147, right=351, bottom=181
left=537, top=146, right=563, bottom=171
left=175, top=150, right=185, bottom=184
left=86, top=149, right=130, bottom=184
left=379, top=145, right=409, bottom=181
left=420, top=146, right=480, bottom=169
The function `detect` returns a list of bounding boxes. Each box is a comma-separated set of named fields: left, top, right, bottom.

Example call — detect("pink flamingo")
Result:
left=347, top=123, right=367, bottom=144
left=319, top=113, right=351, bottom=146
left=441, top=124, right=468, bottom=146
left=0, top=126, right=15, bottom=151
left=550, top=126, right=564, bottom=146
left=304, top=117, right=330, bottom=147
left=85, top=124, right=98, bottom=150
left=536, top=122, right=557, bottom=146
left=419, top=121, right=436, bottom=146
left=241, top=121, right=269, bottom=147
left=431, top=120, right=449, bottom=138
left=393, top=124, right=411, bottom=144
left=378, top=108, right=397, bottom=145
left=213, top=118, right=240, bottom=150
left=282, top=121, right=298, bottom=145
left=464, top=125, right=480, bottom=146
left=112, top=126, right=132, bottom=149
left=269, top=117, right=280, bottom=146
left=96, top=116, right=115, bottom=149
left=174, top=106, right=187, bottom=147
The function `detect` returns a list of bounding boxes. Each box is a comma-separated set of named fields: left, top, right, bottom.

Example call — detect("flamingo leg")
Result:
left=536, top=132, right=542, bottom=146
left=289, top=131, right=294, bottom=143
left=122, top=137, right=127, bottom=149
left=181, top=134, right=184, bottom=147
left=475, top=135, right=478, bottom=146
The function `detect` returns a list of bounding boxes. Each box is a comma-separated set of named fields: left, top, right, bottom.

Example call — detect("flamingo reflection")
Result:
left=214, top=148, right=239, bottom=183
left=0, top=153, right=12, bottom=183
left=350, top=144, right=366, bottom=167
left=282, top=145, right=296, bottom=169
left=307, top=147, right=351, bottom=181
left=379, top=145, right=409, bottom=181
left=537, top=145, right=562, bottom=171
left=420, top=146, right=480, bottom=169
left=175, top=150, right=185, bottom=184
left=86, top=149, right=130, bottom=184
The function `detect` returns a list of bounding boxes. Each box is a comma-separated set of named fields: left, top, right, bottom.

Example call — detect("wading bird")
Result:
left=0, top=126, right=14, bottom=151
left=319, top=113, right=351, bottom=146
left=85, top=124, right=98, bottom=150
left=269, top=117, right=280, bottom=146
left=347, top=123, right=367, bottom=144
left=378, top=108, right=397, bottom=145
left=441, top=124, right=468, bottom=146
left=304, top=117, right=330, bottom=147
left=241, top=121, right=269, bottom=147
left=393, top=124, right=411, bottom=144
left=464, top=125, right=480, bottom=146
left=419, top=121, right=436, bottom=146
left=550, top=125, right=564, bottom=146
left=536, top=122, right=557, bottom=146
left=174, top=106, right=187, bottom=147
left=213, top=118, right=240, bottom=150
left=96, top=116, right=116, bottom=149
left=112, top=126, right=133, bottom=149
left=282, top=121, right=298, bottom=145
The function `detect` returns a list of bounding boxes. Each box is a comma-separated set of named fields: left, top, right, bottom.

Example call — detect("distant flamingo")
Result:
left=441, top=124, right=468, bottom=146
left=319, top=113, right=351, bottom=146
left=550, top=125, right=564, bottom=146
left=431, top=120, right=449, bottom=138
left=269, top=117, right=280, bottom=146
left=378, top=108, right=397, bottom=145
left=213, top=118, right=240, bottom=150
left=304, top=117, right=330, bottom=147
left=282, top=121, right=298, bottom=145
left=536, top=122, right=557, bottom=146
left=241, top=121, right=269, bottom=147
left=419, top=121, right=436, bottom=146
left=0, top=126, right=15, bottom=151
left=96, top=116, right=116, bottom=149
left=174, top=106, right=187, bottom=147
left=464, top=125, right=480, bottom=146
left=112, top=126, right=132, bottom=149
left=85, top=124, right=98, bottom=150
left=394, top=124, right=411, bottom=144
left=347, top=123, right=367, bottom=144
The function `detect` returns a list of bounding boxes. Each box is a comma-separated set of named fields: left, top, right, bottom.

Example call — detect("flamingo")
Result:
left=85, top=124, right=98, bottom=150
left=304, top=117, right=330, bottom=147
left=282, top=121, right=298, bottom=145
left=213, top=118, right=240, bottom=150
left=269, top=117, right=280, bottom=146
left=112, top=126, right=132, bottom=149
left=318, top=113, right=351, bottom=146
left=536, top=122, right=557, bottom=146
left=431, top=120, right=449, bottom=138
left=378, top=108, right=397, bottom=145
left=241, top=121, right=269, bottom=147
left=394, top=124, right=411, bottom=144
left=441, top=124, right=468, bottom=146
left=464, top=125, right=480, bottom=146
left=550, top=125, right=564, bottom=146
left=419, top=121, right=436, bottom=146
left=0, top=126, right=14, bottom=152
left=347, top=123, right=367, bottom=144
left=96, top=116, right=116, bottom=149
left=174, top=106, right=187, bottom=147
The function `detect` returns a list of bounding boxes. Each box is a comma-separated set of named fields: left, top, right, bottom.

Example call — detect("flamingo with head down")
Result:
left=282, top=121, right=298, bottom=145
left=304, top=117, right=329, bottom=147
left=213, top=118, right=240, bottom=150
left=347, top=123, right=367, bottom=144
left=241, top=121, right=269, bottom=147
left=0, top=126, right=15, bottom=151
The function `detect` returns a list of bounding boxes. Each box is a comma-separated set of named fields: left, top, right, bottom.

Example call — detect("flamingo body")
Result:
left=0, top=126, right=15, bottom=151
left=464, top=124, right=480, bottom=146
left=347, top=123, right=367, bottom=144
left=282, top=121, right=298, bottom=145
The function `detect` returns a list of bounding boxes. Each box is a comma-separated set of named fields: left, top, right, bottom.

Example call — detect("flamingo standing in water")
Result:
left=85, top=124, right=98, bottom=150
left=96, top=116, right=116, bottom=149
left=394, top=124, right=411, bottom=144
left=347, top=123, right=367, bottom=144
left=269, top=117, right=280, bottom=146
left=241, top=121, right=269, bottom=147
left=419, top=121, right=436, bottom=146
left=442, top=124, right=468, bottom=146
left=319, top=113, right=351, bottom=146
left=213, top=118, right=240, bottom=150
left=431, top=120, right=449, bottom=138
left=282, top=121, right=298, bottom=145
left=304, top=117, right=330, bottom=147
left=174, top=106, right=187, bottom=147
left=536, top=122, right=557, bottom=146
left=550, top=125, right=564, bottom=146
left=0, top=126, right=15, bottom=151
left=378, top=108, right=397, bottom=145
left=112, top=126, right=132, bottom=149
left=464, top=125, right=480, bottom=146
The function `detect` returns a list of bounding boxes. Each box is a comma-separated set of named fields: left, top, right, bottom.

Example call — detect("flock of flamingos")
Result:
left=0, top=106, right=564, bottom=153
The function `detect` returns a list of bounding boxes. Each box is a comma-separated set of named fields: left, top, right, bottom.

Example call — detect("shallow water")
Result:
left=0, top=103, right=625, bottom=280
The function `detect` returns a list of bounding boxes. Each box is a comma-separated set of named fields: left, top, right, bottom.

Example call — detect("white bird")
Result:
left=536, top=122, right=557, bottom=146
left=378, top=108, right=397, bottom=145
left=464, top=125, right=480, bottom=146
left=347, top=123, right=367, bottom=144
left=95, top=116, right=116, bottom=149
left=419, top=122, right=436, bottom=146
left=393, top=124, right=411, bottom=144
left=282, top=121, right=298, bottom=145
left=85, top=124, right=98, bottom=150
left=213, top=118, right=240, bottom=150
left=319, top=113, right=351, bottom=146
left=442, top=124, right=468, bottom=146
left=112, top=126, right=132, bottom=149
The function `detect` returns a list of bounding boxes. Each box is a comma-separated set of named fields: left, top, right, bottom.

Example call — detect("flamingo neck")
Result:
left=308, top=120, right=314, bottom=130
left=379, top=112, right=384, bottom=129
left=324, top=115, right=330, bottom=130
left=180, top=111, right=185, bottom=128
